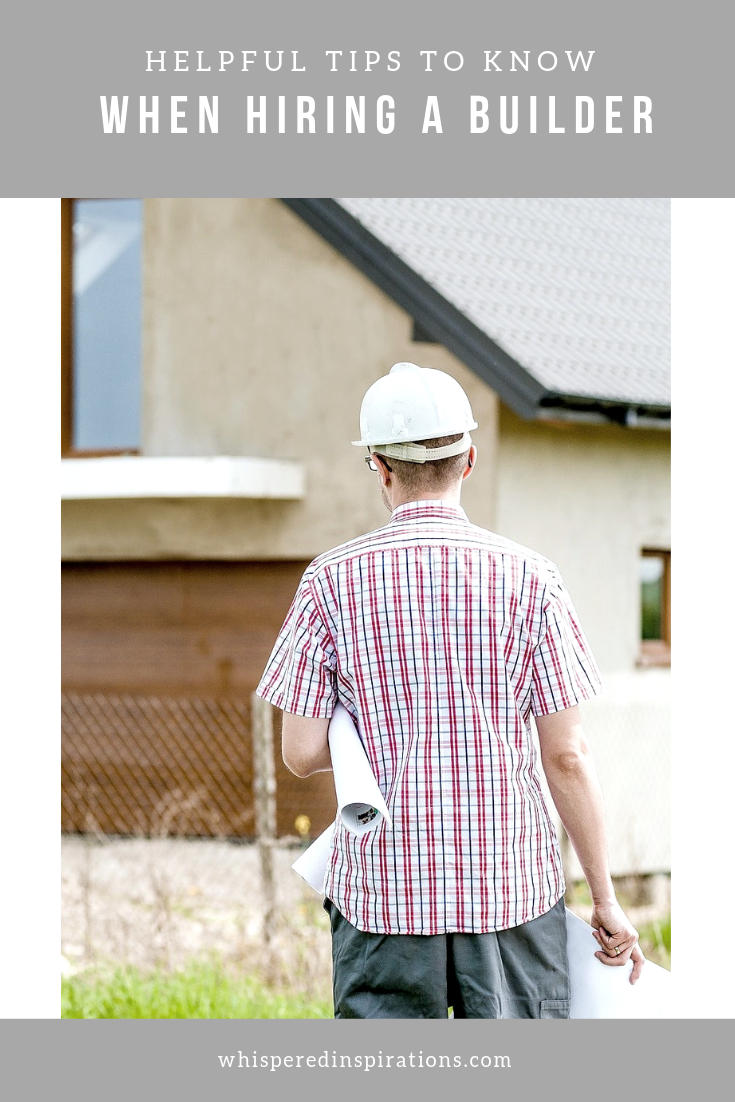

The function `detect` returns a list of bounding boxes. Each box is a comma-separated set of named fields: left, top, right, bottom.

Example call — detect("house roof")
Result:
left=281, top=198, right=670, bottom=427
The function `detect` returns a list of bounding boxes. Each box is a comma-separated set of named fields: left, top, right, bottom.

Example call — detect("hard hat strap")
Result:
left=371, top=432, right=473, bottom=465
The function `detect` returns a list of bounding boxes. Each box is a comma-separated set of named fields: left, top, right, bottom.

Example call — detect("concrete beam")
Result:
left=61, top=456, right=305, bottom=500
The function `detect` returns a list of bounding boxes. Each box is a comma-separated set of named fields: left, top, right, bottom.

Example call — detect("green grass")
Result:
left=62, top=960, right=333, bottom=1019
left=637, top=916, right=671, bottom=969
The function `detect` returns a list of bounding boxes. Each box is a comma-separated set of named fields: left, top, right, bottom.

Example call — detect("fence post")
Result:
left=251, top=693, right=278, bottom=972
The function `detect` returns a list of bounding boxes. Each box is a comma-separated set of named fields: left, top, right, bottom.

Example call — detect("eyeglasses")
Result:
left=363, top=453, right=392, bottom=473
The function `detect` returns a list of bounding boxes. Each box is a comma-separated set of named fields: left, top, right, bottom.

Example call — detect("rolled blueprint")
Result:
left=291, top=702, right=391, bottom=893
left=328, top=702, right=392, bottom=833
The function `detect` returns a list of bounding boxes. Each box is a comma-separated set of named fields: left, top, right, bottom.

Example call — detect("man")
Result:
left=257, top=361, right=644, bottom=1019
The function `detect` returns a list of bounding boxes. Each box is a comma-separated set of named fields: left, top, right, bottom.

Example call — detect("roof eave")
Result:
left=280, top=198, right=671, bottom=428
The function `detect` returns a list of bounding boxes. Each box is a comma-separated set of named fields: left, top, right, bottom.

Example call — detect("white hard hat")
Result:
left=352, top=362, right=478, bottom=464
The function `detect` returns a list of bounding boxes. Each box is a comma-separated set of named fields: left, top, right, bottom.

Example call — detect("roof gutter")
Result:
left=537, top=395, right=671, bottom=429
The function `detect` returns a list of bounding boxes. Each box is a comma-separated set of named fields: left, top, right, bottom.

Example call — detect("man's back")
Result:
left=258, top=499, right=601, bottom=936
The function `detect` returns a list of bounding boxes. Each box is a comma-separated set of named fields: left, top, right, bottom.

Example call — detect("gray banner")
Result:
left=2, top=0, right=732, bottom=195
left=4, top=1018, right=732, bottom=1096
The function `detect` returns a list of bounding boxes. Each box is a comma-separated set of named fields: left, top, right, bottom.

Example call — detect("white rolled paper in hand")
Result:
left=566, top=908, right=672, bottom=1018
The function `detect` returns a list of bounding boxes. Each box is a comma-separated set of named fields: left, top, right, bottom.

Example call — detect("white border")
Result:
left=0, top=198, right=60, bottom=1018
left=670, top=198, right=734, bottom=1017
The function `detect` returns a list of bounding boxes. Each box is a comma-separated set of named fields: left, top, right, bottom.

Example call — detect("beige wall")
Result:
left=62, top=198, right=499, bottom=561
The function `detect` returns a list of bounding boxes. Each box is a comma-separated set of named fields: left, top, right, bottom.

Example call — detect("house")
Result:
left=61, top=197, right=670, bottom=876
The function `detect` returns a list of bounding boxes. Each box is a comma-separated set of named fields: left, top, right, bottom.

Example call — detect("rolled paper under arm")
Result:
left=291, top=702, right=391, bottom=893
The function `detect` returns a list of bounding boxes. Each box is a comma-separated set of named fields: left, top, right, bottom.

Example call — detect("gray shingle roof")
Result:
left=335, top=198, right=670, bottom=410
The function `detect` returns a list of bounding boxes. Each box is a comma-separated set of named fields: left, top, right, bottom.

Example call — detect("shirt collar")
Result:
left=388, top=500, right=469, bottom=525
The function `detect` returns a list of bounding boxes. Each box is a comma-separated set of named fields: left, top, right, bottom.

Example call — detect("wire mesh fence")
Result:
left=62, top=690, right=337, bottom=840
left=62, top=692, right=255, bottom=837
left=61, top=691, right=334, bottom=996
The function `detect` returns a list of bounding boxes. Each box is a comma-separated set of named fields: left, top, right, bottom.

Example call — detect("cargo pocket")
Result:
left=540, top=999, right=570, bottom=1019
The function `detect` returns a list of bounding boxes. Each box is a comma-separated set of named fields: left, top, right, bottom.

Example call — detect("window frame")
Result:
left=638, top=548, right=671, bottom=667
left=61, top=197, right=141, bottom=458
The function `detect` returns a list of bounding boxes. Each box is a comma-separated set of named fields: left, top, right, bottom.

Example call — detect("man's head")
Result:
left=353, top=362, right=478, bottom=509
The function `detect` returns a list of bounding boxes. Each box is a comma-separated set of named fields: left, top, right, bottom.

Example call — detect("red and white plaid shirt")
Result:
left=257, top=500, right=602, bottom=935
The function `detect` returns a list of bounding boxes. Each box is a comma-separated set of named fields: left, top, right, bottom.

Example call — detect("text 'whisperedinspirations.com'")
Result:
left=218, top=1050, right=512, bottom=1071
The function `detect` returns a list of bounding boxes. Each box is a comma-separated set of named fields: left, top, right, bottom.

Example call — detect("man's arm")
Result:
left=535, top=704, right=645, bottom=984
left=281, top=711, right=331, bottom=778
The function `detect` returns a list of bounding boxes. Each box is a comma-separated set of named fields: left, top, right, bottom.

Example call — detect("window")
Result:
left=61, top=198, right=142, bottom=455
left=639, top=549, right=671, bottom=666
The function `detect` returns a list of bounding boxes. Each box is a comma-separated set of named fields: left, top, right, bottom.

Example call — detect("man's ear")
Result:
left=463, top=445, right=478, bottom=479
left=374, top=453, right=392, bottom=483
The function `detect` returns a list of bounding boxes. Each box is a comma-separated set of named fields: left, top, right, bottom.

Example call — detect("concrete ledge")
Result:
left=61, top=456, right=305, bottom=500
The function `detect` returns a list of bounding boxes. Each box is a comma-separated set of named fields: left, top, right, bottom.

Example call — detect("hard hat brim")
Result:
left=351, top=421, right=478, bottom=448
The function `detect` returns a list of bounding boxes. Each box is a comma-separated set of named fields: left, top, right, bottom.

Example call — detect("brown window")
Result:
left=61, top=198, right=142, bottom=456
left=638, top=549, right=671, bottom=666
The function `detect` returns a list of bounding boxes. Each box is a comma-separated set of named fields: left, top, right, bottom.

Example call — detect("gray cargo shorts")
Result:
left=324, top=895, right=570, bottom=1019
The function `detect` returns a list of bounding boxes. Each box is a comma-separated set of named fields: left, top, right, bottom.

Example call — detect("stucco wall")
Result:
left=62, top=198, right=498, bottom=561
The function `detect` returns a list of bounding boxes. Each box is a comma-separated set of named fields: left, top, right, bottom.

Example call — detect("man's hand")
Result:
left=590, top=901, right=645, bottom=984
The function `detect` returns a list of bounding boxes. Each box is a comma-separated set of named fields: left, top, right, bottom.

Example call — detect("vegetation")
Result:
left=61, top=959, right=333, bottom=1019
left=636, top=916, right=671, bottom=970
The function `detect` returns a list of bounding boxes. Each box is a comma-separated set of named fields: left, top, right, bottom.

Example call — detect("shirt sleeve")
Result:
left=530, top=569, right=602, bottom=716
left=255, top=575, right=337, bottom=718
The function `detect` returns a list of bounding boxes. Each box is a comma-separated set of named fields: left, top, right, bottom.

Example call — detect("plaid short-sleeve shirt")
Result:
left=257, top=500, right=602, bottom=935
